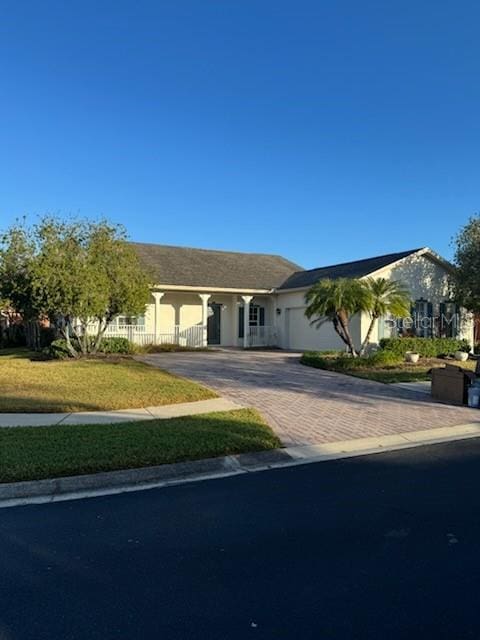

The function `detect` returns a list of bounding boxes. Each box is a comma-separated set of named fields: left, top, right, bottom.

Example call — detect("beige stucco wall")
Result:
left=273, top=289, right=360, bottom=352
left=275, top=252, right=474, bottom=352
left=143, top=292, right=274, bottom=347
left=361, top=253, right=473, bottom=347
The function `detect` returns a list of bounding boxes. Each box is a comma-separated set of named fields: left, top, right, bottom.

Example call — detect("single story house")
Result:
left=105, top=244, right=474, bottom=351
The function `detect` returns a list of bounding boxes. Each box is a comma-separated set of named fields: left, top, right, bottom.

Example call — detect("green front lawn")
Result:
left=0, top=409, right=280, bottom=483
left=0, top=349, right=216, bottom=412
left=301, top=351, right=476, bottom=384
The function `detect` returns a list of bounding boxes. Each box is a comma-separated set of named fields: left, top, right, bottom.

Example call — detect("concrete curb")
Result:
left=2, top=421, right=480, bottom=509
left=0, top=449, right=292, bottom=508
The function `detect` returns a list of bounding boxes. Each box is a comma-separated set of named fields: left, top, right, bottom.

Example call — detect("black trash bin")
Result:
left=431, top=365, right=475, bottom=406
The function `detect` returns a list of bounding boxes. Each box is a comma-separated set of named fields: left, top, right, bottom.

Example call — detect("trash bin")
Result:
left=431, top=365, right=475, bottom=406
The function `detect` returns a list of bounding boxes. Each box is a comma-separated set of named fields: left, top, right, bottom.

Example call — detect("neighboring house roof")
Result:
left=278, top=248, right=425, bottom=291
left=131, top=242, right=303, bottom=290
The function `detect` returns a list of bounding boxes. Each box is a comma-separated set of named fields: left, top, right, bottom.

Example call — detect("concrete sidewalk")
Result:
left=0, top=398, right=244, bottom=428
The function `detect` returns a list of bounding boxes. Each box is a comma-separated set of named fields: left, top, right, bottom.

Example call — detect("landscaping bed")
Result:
left=0, top=348, right=216, bottom=412
left=301, top=350, right=476, bottom=384
left=0, top=409, right=280, bottom=483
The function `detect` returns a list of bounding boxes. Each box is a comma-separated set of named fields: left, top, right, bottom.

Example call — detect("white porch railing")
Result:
left=156, top=325, right=205, bottom=348
left=95, top=323, right=276, bottom=348
left=246, top=325, right=276, bottom=348
left=103, top=324, right=205, bottom=347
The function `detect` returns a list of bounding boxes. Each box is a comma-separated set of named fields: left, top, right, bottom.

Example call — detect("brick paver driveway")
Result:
left=139, top=351, right=480, bottom=446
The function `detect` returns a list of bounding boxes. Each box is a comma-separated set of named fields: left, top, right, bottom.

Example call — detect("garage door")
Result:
left=286, top=307, right=344, bottom=351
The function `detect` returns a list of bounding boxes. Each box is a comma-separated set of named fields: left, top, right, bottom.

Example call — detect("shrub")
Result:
left=46, top=336, right=134, bottom=358
left=301, top=350, right=402, bottom=371
left=364, top=350, right=403, bottom=366
left=47, top=339, right=72, bottom=359
left=379, top=337, right=471, bottom=358
left=99, top=337, right=134, bottom=354
left=300, top=352, right=337, bottom=370
left=137, top=343, right=210, bottom=353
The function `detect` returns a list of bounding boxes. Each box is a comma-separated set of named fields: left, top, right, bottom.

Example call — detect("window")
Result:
left=439, top=302, right=458, bottom=338
left=238, top=305, right=265, bottom=338
left=116, top=315, right=145, bottom=329
left=413, top=299, right=433, bottom=337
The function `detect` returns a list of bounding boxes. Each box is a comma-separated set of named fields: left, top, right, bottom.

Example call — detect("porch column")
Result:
left=232, top=295, right=239, bottom=347
left=241, top=295, right=253, bottom=349
left=198, top=294, right=211, bottom=347
left=152, top=292, right=164, bottom=344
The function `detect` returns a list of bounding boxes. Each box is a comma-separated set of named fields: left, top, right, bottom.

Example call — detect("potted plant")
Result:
left=405, top=351, right=420, bottom=364
left=454, top=348, right=469, bottom=362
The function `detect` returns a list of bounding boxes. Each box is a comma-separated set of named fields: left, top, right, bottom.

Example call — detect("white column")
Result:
left=232, top=295, right=239, bottom=347
left=152, top=292, right=164, bottom=344
left=199, top=294, right=211, bottom=347
left=241, top=295, right=253, bottom=349
left=270, top=295, right=277, bottom=347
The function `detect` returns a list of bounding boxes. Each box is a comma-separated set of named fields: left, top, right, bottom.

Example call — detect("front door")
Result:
left=207, top=303, right=221, bottom=345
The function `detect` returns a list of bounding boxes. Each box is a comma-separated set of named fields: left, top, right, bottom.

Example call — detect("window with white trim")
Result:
left=116, top=315, right=145, bottom=329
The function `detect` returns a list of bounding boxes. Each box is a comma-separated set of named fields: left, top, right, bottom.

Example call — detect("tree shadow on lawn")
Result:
left=0, top=395, right=113, bottom=414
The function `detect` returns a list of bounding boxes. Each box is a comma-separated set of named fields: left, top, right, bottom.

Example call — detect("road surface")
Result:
left=2, top=439, right=480, bottom=639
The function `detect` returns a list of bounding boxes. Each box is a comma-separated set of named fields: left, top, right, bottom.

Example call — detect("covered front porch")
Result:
left=106, top=288, right=278, bottom=348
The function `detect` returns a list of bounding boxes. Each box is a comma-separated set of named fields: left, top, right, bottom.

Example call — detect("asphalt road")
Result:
left=2, top=440, right=480, bottom=640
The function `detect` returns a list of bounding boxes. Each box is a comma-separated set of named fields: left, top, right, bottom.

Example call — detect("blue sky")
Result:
left=0, top=1, right=479, bottom=269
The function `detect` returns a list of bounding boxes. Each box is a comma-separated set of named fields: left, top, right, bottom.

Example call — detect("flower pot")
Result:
left=454, top=351, right=469, bottom=362
left=405, top=352, right=420, bottom=364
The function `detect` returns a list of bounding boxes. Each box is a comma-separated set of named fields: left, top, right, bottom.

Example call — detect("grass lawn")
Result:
left=0, top=409, right=280, bottom=483
left=301, top=352, right=477, bottom=384
left=0, top=348, right=216, bottom=412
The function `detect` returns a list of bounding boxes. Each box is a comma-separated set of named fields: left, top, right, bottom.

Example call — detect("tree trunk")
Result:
left=92, top=317, right=108, bottom=353
left=359, top=316, right=377, bottom=356
left=337, top=310, right=358, bottom=356
left=82, top=321, right=90, bottom=355
left=25, top=319, right=42, bottom=351
left=61, top=320, right=79, bottom=358
left=332, top=316, right=352, bottom=350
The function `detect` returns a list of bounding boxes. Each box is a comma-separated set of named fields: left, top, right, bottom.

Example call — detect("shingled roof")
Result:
left=131, top=242, right=302, bottom=290
left=278, top=248, right=423, bottom=290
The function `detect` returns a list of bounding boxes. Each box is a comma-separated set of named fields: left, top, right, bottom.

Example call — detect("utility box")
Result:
left=431, top=365, right=475, bottom=406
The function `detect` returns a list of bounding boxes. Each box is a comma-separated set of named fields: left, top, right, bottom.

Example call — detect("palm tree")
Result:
left=359, top=277, right=411, bottom=355
left=305, top=278, right=369, bottom=356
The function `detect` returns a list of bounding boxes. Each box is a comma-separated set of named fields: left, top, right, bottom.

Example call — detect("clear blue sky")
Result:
left=1, top=1, right=478, bottom=269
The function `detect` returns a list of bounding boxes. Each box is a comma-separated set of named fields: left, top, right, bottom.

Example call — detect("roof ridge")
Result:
left=129, top=240, right=299, bottom=262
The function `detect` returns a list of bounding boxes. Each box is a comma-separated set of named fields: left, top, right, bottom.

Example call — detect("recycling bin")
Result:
left=431, top=365, right=475, bottom=406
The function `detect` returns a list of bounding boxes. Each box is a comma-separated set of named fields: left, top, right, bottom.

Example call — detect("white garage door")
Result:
left=286, top=307, right=345, bottom=351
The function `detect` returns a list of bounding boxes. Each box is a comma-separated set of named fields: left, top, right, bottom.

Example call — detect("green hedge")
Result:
left=47, top=336, right=134, bottom=359
left=300, top=350, right=403, bottom=371
left=99, top=337, right=134, bottom=354
left=379, top=337, right=470, bottom=357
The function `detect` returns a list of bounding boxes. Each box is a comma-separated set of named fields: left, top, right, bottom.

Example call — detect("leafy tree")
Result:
left=451, top=215, right=480, bottom=313
left=0, top=217, right=151, bottom=356
left=305, top=278, right=369, bottom=356
left=359, top=277, right=411, bottom=356
left=0, top=221, right=37, bottom=320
